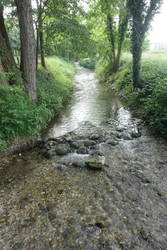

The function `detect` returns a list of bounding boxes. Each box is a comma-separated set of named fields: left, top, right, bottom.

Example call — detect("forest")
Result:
left=0, top=0, right=166, bottom=151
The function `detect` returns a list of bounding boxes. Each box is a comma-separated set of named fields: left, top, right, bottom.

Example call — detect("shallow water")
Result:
left=45, top=64, right=131, bottom=138
left=0, top=65, right=167, bottom=250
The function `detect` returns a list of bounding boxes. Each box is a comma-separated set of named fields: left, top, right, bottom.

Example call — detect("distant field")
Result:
left=122, top=51, right=167, bottom=64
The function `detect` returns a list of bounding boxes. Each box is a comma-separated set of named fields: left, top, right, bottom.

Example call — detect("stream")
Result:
left=0, top=64, right=167, bottom=249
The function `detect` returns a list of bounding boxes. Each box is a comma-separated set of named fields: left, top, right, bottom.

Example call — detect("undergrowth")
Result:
left=0, top=56, right=75, bottom=152
left=79, top=58, right=96, bottom=70
left=96, top=52, right=167, bottom=138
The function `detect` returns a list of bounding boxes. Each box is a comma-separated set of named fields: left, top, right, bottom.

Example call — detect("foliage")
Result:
left=35, top=0, right=91, bottom=60
left=86, top=0, right=129, bottom=73
left=0, top=69, right=22, bottom=85
left=96, top=57, right=113, bottom=82
left=127, top=0, right=163, bottom=87
left=79, top=58, right=96, bottom=70
left=0, top=56, right=75, bottom=151
left=112, top=67, right=133, bottom=95
left=112, top=52, right=167, bottom=137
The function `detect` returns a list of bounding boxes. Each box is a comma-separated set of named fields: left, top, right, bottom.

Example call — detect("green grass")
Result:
left=97, top=51, right=167, bottom=138
left=0, top=56, right=75, bottom=152
left=79, top=58, right=96, bottom=70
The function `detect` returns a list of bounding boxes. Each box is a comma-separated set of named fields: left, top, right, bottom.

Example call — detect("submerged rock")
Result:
left=90, top=134, right=100, bottom=140
left=131, top=128, right=141, bottom=138
left=41, top=148, right=56, bottom=159
left=59, top=153, right=90, bottom=168
left=70, top=141, right=84, bottom=149
left=55, top=144, right=70, bottom=155
left=78, top=146, right=87, bottom=154
left=105, top=139, right=118, bottom=146
left=85, top=156, right=105, bottom=170
left=83, top=140, right=96, bottom=147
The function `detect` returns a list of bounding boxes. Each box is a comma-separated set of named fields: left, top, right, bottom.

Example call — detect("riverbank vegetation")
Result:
left=106, top=52, right=167, bottom=137
left=0, top=0, right=167, bottom=153
left=0, top=57, right=75, bottom=151
left=79, top=58, right=96, bottom=70
left=0, top=0, right=88, bottom=152
left=84, top=0, right=167, bottom=138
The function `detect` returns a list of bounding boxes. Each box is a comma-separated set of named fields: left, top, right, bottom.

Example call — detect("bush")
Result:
left=141, top=80, right=167, bottom=137
left=0, top=56, right=75, bottom=151
left=79, top=58, right=96, bottom=70
left=112, top=53, right=167, bottom=138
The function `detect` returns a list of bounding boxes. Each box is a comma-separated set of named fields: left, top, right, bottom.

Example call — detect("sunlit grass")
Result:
left=122, top=50, right=167, bottom=64
left=45, top=56, right=76, bottom=81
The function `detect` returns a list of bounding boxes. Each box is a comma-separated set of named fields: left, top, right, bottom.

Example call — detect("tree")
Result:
left=15, top=0, right=37, bottom=102
left=127, top=0, right=162, bottom=88
left=99, top=0, right=129, bottom=72
left=90, top=0, right=129, bottom=73
left=0, top=5, right=17, bottom=84
left=35, top=0, right=50, bottom=68
left=40, top=0, right=90, bottom=60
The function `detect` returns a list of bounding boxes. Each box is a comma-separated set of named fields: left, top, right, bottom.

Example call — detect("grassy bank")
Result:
left=96, top=51, right=167, bottom=138
left=79, top=58, right=96, bottom=70
left=0, top=56, right=75, bottom=152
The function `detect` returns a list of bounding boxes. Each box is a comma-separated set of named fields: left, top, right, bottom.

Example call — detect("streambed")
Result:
left=0, top=65, right=167, bottom=249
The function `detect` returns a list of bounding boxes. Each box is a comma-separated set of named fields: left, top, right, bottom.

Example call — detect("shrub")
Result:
left=141, top=80, right=167, bottom=137
left=0, top=56, right=75, bottom=151
left=113, top=53, right=167, bottom=137
left=79, top=58, right=96, bottom=70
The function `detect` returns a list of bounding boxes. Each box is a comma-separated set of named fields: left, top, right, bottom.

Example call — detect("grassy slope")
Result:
left=0, top=56, right=75, bottom=151
left=97, top=51, right=167, bottom=137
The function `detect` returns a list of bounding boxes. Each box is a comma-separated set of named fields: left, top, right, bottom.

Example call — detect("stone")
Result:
left=0, top=206, right=4, bottom=216
left=117, top=128, right=124, bottom=132
left=105, top=139, right=118, bottom=146
left=83, top=140, right=96, bottom=147
left=90, top=134, right=100, bottom=140
left=85, top=156, right=105, bottom=170
left=126, top=190, right=139, bottom=201
left=78, top=146, right=87, bottom=154
left=64, top=134, right=72, bottom=142
left=115, top=132, right=122, bottom=139
left=59, top=153, right=90, bottom=168
left=131, top=128, right=141, bottom=138
left=122, top=133, right=132, bottom=140
left=70, top=141, right=84, bottom=149
left=55, top=144, right=70, bottom=155
left=41, top=148, right=56, bottom=159
left=90, top=150, right=104, bottom=156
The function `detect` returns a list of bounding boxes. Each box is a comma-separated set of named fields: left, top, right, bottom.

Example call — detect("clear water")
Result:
left=46, top=63, right=131, bottom=138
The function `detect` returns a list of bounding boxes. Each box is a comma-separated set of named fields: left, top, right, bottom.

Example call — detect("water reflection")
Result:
left=46, top=64, right=132, bottom=138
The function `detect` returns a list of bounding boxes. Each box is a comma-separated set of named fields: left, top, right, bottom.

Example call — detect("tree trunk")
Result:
left=15, top=0, right=37, bottom=102
left=114, top=14, right=128, bottom=73
left=36, top=26, right=39, bottom=69
left=131, top=12, right=144, bottom=88
left=0, top=6, right=17, bottom=84
left=132, top=41, right=142, bottom=88
left=39, top=28, right=46, bottom=68
left=107, top=14, right=116, bottom=67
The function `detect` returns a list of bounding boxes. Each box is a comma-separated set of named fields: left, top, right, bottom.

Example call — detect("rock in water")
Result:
left=55, top=144, right=70, bottom=155
left=85, top=156, right=105, bottom=170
